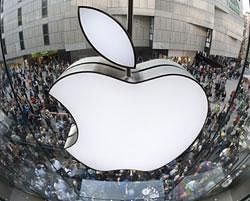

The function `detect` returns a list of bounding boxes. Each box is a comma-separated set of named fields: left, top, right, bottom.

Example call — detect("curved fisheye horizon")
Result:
left=0, top=0, right=249, bottom=201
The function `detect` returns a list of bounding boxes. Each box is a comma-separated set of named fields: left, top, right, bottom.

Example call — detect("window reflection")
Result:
left=0, top=53, right=249, bottom=200
left=17, top=7, right=22, bottom=26
left=0, top=0, right=249, bottom=200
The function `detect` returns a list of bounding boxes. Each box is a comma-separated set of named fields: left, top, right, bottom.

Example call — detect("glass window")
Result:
left=0, top=17, right=4, bottom=33
left=19, top=31, right=25, bottom=50
left=2, top=38, right=7, bottom=54
left=0, top=2, right=249, bottom=201
left=0, top=0, right=4, bottom=13
left=17, top=7, right=22, bottom=26
left=42, top=23, right=50, bottom=45
left=42, top=0, right=48, bottom=18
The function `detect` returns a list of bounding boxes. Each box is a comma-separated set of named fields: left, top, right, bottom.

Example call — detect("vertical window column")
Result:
left=0, top=0, right=4, bottom=33
left=42, top=24, right=50, bottom=45
left=42, top=0, right=48, bottom=18
left=0, top=17, right=4, bottom=33
left=17, top=7, right=22, bottom=26
left=2, top=38, right=7, bottom=54
left=0, top=0, right=4, bottom=13
left=19, top=31, right=25, bottom=50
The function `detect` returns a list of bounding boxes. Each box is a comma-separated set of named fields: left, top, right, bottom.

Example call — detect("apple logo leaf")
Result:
left=78, top=6, right=136, bottom=68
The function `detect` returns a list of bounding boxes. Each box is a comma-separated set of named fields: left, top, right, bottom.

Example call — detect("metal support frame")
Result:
left=126, top=0, right=133, bottom=77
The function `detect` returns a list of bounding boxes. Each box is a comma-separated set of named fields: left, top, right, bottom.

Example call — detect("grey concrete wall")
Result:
left=0, top=0, right=245, bottom=60
left=210, top=6, right=244, bottom=58
left=153, top=0, right=243, bottom=58
left=152, top=0, right=212, bottom=55
left=3, top=0, right=66, bottom=59
left=107, top=0, right=155, bottom=16
left=153, top=16, right=207, bottom=52
left=113, top=15, right=151, bottom=47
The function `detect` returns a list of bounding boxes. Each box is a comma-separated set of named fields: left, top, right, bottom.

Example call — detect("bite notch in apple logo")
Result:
left=49, top=6, right=209, bottom=172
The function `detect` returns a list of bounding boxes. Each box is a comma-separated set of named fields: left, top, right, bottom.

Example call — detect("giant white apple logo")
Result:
left=49, top=6, right=208, bottom=171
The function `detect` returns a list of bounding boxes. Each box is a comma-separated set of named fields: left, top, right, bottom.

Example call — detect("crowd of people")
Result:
left=0, top=55, right=249, bottom=201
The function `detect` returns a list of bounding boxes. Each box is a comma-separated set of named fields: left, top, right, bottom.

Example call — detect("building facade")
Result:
left=241, top=12, right=250, bottom=63
left=0, top=0, right=245, bottom=63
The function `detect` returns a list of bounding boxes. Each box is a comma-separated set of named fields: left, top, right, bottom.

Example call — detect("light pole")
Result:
left=126, top=0, right=133, bottom=78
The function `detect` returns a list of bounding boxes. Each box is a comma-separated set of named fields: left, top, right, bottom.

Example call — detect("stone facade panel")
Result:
left=0, top=0, right=244, bottom=60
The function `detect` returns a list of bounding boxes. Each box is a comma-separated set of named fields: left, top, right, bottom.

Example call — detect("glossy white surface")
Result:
left=79, top=7, right=135, bottom=68
left=50, top=61, right=208, bottom=171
